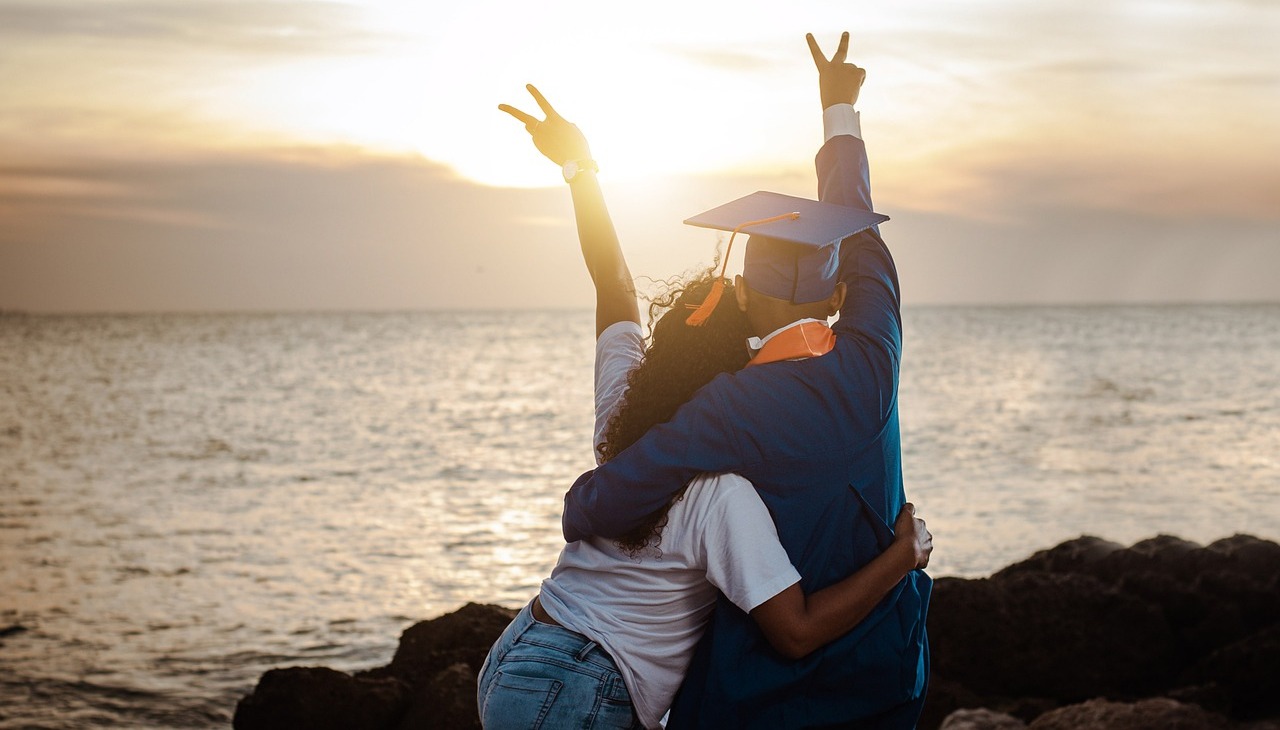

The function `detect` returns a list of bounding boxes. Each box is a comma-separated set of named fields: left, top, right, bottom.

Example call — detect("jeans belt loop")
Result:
left=575, top=640, right=598, bottom=662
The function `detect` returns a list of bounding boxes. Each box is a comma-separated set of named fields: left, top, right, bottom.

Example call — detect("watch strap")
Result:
left=562, top=159, right=599, bottom=183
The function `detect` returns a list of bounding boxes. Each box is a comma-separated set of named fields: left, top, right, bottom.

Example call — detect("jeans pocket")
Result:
left=591, top=674, right=638, bottom=730
left=592, top=697, right=638, bottom=730
left=481, top=670, right=564, bottom=730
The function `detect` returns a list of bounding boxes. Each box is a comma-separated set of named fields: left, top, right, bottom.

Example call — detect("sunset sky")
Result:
left=1, top=0, right=1277, bottom=312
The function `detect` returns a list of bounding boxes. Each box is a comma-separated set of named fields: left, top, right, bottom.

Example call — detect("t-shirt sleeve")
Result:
left=593, top=321, right=644, bottom=466
left=697, top=474, right=801, bottom=613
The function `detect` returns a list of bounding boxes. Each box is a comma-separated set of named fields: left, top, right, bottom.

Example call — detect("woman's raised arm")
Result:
left=499, top=85, right=640, bottom=336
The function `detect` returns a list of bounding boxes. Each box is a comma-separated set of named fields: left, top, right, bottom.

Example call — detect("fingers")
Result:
left=497, top=84, right=558, bottom=134
left=903, top=502, right=916, bottom=516
left=832, top=31, right=850, bottom=64
left=920, top=527, right=934, bottom=569
left=808, top=32, right=851, bottom=66
left=525, top=84, right=558, bottom=118
left=806, top=33, right=826, bottom=68
left=497, top=103, right=538, bottom=129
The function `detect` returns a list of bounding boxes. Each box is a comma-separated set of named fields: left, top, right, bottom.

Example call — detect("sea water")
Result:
left=1, top=306, right=1277, bottom=727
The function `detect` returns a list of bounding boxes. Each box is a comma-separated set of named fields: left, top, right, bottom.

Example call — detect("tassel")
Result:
left=685, top=211, right=799, bottom=326
left=685, top=278, right=726, bottom=326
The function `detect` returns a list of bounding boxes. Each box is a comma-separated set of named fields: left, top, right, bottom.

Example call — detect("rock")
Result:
left=917, top=676, right=992, bottom=730
left=928, top=571, right=1177, bottom=700
left=232, top=666, right=410, bottom=730
left=995, top=535, right=1126, bottom=578
left=1205, top=535, right=1280, bottom=581
left=392, top=663, right=483, bottom=730
left=235, top=603, right=516, bottom=730
left=922, top=534, right=1280, bottom=729
left=1027, top=697, right=1229, bottom=730
left=1189, top=623, right=1280, bottom=720
left=366, top=602, right=516, bottom=689
left=940, top=708, right=1028, bottom=729
left=365, top=602, right=516, bottom=730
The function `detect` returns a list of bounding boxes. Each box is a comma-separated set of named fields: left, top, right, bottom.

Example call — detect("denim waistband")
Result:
left=506, top=600, right=619, bottom=673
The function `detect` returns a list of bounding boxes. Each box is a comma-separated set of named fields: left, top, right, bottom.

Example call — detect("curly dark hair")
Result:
left=596, top=268, right=753, bottom=555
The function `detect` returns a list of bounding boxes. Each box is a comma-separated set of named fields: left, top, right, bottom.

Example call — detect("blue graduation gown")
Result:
left=562, top=134, right=932, bottom=729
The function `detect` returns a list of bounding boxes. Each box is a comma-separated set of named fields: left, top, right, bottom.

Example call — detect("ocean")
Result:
left=1, top=305, right=1277, bottom=727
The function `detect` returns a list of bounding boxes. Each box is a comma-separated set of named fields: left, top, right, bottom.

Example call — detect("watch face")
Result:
left=563, top=161, right=578, bottom=181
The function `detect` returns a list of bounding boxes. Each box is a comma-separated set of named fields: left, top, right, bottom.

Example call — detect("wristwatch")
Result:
left=562, top=159, right=598, bottom=183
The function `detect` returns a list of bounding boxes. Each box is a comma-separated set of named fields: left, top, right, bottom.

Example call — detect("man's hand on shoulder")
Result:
left=807, top=32, right=866, bottom=110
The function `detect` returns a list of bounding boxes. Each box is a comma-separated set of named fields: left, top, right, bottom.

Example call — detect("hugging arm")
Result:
left=751, top=504, right=931, bottom=659
left=500, top=85, right=639, bottom=336
left=563, top=390, right=742, bottom=541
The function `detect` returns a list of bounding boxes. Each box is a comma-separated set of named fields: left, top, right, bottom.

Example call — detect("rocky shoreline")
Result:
left=234, top=534, right=1280, bottom=729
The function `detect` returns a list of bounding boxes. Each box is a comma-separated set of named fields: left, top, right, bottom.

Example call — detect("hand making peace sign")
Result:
left=807, top=32, right=866, bottom=110
left=498, top=84, right=592, bottom=167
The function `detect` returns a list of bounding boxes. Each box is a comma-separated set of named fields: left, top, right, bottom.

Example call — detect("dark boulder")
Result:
left=234, top=603, right=515, bottom=730
left=923, top=534, right=1280, bottom=729
left=1188, top=623, right=1280, bottom=720
left=233, top=666, right=409, bottom=730
left=928, top=571, right=1177, bottom=700
left=1026, top=698, right=1229, bottom=730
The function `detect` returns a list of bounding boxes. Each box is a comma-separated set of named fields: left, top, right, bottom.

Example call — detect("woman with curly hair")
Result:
left=477, top=84, right=930, bottom=730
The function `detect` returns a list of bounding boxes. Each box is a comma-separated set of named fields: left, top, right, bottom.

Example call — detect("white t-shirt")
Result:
left=539, top=321, right=801, bottom=729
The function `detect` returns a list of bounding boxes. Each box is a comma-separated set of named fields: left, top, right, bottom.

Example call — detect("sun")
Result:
left=211, top=2, right=832, bottom=189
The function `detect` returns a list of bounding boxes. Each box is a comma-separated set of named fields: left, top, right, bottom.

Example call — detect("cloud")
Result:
left=0, top=148, right=594, bottom=312
left=1200, top=71, right=1280, bottom=88
left=664, top=47, right=778, bottom=73
left=893, top=134, right=1280, bottom=223
left=1021, top=57, right=1148, bottom=79
left=0, top=0, right=383, bottom=55
left=886, top=206, right=1280, bottom=306
left=2, top=145, right=1277, bottom=313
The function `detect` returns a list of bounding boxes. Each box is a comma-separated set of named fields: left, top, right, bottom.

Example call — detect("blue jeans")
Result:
left=477, top=601, right=640, bottom=729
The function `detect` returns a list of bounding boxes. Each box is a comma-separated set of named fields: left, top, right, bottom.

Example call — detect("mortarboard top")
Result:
left=685, top=191, right=888, bottom=250
left=682, top=191, right=889, bottom=322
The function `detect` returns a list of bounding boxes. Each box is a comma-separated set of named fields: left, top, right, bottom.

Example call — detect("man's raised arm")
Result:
left=808, top=34, right=902, bottom=361
left=809, top=32, right=874, bottom=213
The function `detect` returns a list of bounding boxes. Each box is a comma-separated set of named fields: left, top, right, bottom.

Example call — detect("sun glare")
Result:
left=187, top=1, right=906, bottom=189
left=349, top=1, right=832, bottom=189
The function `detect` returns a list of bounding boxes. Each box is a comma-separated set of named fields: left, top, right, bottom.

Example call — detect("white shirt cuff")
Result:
left=823, top=104, right=861, bottom=142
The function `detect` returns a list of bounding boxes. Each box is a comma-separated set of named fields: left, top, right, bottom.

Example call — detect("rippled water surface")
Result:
left=1, top=306, right=1278, bottom=727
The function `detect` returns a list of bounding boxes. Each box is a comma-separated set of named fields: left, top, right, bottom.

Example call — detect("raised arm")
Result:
left=500, top=85, right=640, bottom=336
left=807, top=35, right=902, bottom=359
left=809, top=32, right=873, bottom=212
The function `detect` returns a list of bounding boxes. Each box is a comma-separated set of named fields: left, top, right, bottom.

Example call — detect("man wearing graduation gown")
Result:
left=560, top=33, right=932, bottom=729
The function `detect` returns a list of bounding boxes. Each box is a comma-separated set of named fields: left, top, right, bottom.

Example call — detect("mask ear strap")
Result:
left=685, top=212, right=799, bottom=326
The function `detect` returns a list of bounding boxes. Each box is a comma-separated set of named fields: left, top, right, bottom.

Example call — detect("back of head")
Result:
left=597, top=270, right=750, bottom=466
left=598, top=269, right=751, bottom=554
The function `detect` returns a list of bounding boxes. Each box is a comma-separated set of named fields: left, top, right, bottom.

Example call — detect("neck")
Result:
left=745, top=300, right=833, bottom=339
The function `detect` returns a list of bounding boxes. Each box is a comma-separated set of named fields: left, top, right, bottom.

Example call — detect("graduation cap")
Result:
left=682, top=191, right=889, bottom=325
